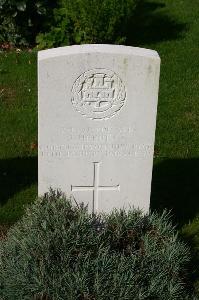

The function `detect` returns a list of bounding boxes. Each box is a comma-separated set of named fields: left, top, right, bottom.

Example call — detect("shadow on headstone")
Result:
left=126, top=1, right=187, bottom=46
left=151, top=158, right=199, bottom=227
left=0, top=156, right=37, bottom=206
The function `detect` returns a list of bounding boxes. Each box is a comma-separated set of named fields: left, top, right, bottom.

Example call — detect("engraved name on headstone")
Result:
left=38, top=44, right=160, bottom=213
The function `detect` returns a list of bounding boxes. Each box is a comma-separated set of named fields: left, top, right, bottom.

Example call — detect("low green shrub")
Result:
left=0, top=0, right=56, bottom=46
left=36, top=0, right=138, bottom=49
left=0, top=191, right=193, bottom=299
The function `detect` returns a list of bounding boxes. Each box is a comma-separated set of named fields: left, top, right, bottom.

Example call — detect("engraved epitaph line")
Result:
left=71, top=162, right=120, bottom=213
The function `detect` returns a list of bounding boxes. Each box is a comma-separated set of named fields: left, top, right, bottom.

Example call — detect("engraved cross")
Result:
left=71, top=162, right=120, bottom=213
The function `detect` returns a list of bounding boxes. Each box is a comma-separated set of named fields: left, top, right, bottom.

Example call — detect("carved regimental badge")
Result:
left=71, top=69, right=126, bottom=120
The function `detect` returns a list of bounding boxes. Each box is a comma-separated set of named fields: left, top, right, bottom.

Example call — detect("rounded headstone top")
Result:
left=38, top=44, right=160, bottom=61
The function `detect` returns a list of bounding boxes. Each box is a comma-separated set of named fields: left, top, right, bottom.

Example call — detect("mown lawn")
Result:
left=0, top=51, right=37, bottom=223
left=0, top=0, right=199, bottom=293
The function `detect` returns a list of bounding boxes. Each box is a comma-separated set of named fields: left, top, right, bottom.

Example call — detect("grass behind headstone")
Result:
left=0, top=51, right=37, bottom=223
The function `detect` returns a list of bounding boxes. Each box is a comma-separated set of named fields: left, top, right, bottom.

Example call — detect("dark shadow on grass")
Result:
left=151, top=158, right=199, bottom=227
left=126, top=0, right=187, bottom=46
left=0, top=157, right=37, bottom=206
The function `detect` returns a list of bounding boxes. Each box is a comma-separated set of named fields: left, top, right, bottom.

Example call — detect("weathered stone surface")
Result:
left=38, top=44, right=160, bottom=213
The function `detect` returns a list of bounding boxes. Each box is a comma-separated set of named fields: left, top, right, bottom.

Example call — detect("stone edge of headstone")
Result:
left=38, top=44, right=160, bottom=61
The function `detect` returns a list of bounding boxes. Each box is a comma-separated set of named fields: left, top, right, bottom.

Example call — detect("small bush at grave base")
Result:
left=0, top=191, right=193, bottom=299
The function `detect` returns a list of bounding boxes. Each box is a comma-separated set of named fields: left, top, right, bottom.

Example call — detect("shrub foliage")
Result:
left=0, top=0, right=138, bottom=48
left=0, top=191, right=192, bottom=299
left=0, top=0, right=56, bottom=46
left=36, top=0, right=138, bottom=49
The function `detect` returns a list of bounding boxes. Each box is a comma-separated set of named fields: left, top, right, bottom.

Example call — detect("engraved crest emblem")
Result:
left=71, top=68, right=126, bottom=120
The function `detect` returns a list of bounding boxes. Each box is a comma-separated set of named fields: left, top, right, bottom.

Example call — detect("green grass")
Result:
left=182, top=217, right=199, bottom=294
left=0, top=51, right=37, bottom=223
left=0, top=0, right=199, bottom=294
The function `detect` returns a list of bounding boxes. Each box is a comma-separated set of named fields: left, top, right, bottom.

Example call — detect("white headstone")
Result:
left=38, top=44, right=160, bottom=213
